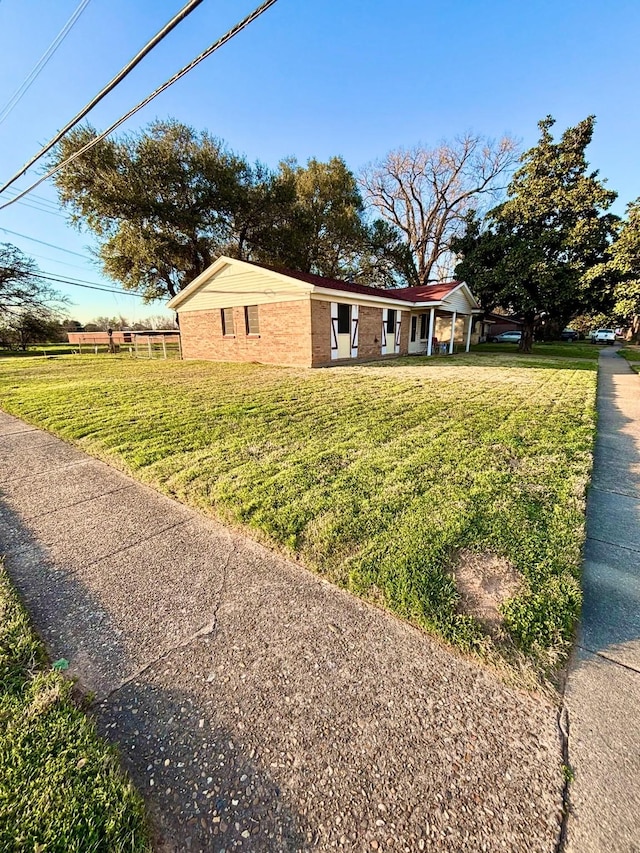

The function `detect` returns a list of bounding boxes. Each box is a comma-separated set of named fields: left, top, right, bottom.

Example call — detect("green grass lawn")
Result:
left=0, top=343, right=82, bottom=359
left=619, top=346, right=640, bottom=373
left=0, top=352, right=597, bottom=678
left=471, top=341, right=604, bottom=360
left=0, top=564, right=149, bottom=852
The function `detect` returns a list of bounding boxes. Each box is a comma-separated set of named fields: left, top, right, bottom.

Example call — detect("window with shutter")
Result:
left=337, top=303, right=350, bottom=334
left=245, top=305, right=259, bottom=335
left=386, top=309, right=396, bottom=333
left=221, top=307, right=234, bottom=336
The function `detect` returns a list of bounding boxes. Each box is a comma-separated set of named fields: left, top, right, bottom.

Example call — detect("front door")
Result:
left=408, top=313, right=425, bottom=354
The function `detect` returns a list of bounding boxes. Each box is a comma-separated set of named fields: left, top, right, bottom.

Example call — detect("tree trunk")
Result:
left=519, top=315, right=535, bottom=353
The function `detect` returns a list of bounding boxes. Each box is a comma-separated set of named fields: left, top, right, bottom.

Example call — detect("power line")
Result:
left=25, top=251, right=96, bottom=272
left=33, top=271, right=149, bottom=298
left=0, top=0, right=279, bottom=211
left=10, top=199, right=65, bottom=218
left=0, top=226, right=92, bottom=259
left=3, top=187, right=64, bottom=217
left=0, top=0, right=206, bottom=194
left=5, top=188, right=61, bottom=210
left=0, top=0, right=92, bottom=127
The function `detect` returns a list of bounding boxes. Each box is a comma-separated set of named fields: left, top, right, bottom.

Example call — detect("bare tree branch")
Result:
left=361, top=133, right=520, bottom=284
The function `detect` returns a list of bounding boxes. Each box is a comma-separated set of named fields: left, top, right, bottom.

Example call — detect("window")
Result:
left=386, top=308, right=396, bottom=333
left=337, top=303, right=350, bottom=334
left=221, top=307, right=234, bottom=336
left=245, top=305, right=259, bottom=335
left=410, top=315, right=417, bottom=343
left=419, top=313, right=427, bottom=340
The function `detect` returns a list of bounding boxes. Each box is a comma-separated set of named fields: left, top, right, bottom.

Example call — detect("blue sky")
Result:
left=0, top=0, right=638, bottom=323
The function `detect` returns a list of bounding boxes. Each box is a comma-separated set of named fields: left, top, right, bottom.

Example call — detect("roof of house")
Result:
left=242, top=259, right=461, bottom=303
left=392, top=282, right=462, bottom=301
left=484, top=311, right=524, bottom=325
left=168, top=255, right=480, bottom=311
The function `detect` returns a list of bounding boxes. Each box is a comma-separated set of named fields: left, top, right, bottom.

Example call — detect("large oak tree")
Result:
left=50, top=121, right=410, bottom=300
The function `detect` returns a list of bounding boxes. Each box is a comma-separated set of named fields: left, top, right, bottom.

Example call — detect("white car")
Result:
left=491, top=331, right=522, bottom=343
left=593, top=329, right=616, bottom=345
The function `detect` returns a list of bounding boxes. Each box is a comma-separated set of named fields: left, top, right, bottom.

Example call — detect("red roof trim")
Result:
left=392, top=282, right=462, bottom=301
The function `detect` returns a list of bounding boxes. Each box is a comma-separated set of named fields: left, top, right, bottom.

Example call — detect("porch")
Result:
left=408, top=308, right=482, bottom=356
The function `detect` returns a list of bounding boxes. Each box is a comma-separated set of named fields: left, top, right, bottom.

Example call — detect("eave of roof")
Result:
left=168, top=256, right=477, bottom=311
left=241, top=260, right=413, bottom=302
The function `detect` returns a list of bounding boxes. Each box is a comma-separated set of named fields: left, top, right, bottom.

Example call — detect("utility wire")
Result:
left=33, top=271, right=148, bottom=298
left=11, top=199, right=65, bottom=218
left=3, top=187, right=65, bottom=217
left=0, top=0, right=92, bottom=127
left=27, top=251, right=98, bottom=272
left=4, top=188, right=61, bottom=209
left=0, top=226, right=92, bottom=258
left=0, top=0, right=206, bottom=194
left=0, top=0, right=279, bottom=210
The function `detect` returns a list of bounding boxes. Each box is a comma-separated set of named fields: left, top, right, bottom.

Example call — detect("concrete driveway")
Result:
left=0, top=410, right=563, bottom=852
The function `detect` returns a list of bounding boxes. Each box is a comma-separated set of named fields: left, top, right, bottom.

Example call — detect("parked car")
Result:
left=560, top=328, right=579, bottom=341
left=593, top=328, right=616, bottom=345
left=491, top=331, right=522, bottom=343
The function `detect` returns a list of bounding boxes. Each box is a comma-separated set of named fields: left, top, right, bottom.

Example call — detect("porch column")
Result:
left=465, top=315, right=473, bottom=352
left=427, top=308, right=435, bottom=356
left=449, top=311, right=457, bottom=354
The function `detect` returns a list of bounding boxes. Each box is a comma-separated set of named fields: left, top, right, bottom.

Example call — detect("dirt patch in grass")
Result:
left=454, top=550, right=523, bottom=635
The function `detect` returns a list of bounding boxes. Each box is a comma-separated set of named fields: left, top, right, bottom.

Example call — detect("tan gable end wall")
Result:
left=179, top=299, right=313, bottom=367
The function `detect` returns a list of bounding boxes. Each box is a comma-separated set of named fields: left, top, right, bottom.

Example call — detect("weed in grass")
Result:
left=0, top=353, right=597, bottom=680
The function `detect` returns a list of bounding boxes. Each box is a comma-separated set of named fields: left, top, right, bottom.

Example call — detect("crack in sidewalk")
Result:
left=555, top=704, right=571, bottom=853
left=578, top=644, right=640, bottom=676
left=5, top=483, right=135, bottom=522
left=585, top=535, right=640, bottom=555
left=0, top=457, right=94, bottom=483
left=93, top=537, right=238, bottom=706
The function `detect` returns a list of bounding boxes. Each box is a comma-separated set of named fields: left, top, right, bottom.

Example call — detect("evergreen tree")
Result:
left=453, top=116, right=618, bottom=352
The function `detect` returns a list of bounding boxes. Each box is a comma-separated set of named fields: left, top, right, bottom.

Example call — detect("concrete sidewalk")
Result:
left=565, top=348, right=640, bottom=852
left=0, top=411, right=564, bottom=852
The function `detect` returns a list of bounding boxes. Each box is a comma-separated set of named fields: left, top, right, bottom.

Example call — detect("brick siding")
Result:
left=179, top=300, right=313, bottom=367
left=357, top=306, right=384, bottom=360
left=180, top=299, right=412, bottom=368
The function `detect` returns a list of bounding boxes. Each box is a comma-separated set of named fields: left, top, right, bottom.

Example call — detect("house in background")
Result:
left=484, top=312, right=525, bottom=340
left=167, top=256, right=483, bottom=368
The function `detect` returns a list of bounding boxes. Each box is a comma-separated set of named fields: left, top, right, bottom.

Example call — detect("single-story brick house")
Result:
left=167, top=256, right=483, bottom=368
